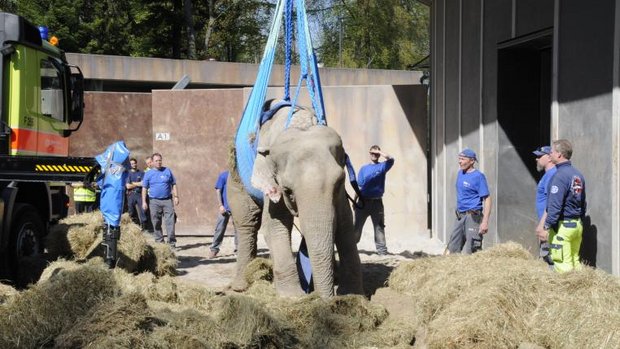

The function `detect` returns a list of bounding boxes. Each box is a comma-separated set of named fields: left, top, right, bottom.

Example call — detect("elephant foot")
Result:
left=275, top=282, right=305, bottom=298
left=230, top=276, right=249, bottom=292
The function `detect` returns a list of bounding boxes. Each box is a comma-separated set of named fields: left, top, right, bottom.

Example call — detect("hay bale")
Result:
left=176, top=282, right=218, bottom=310
left=474, top=241, right=534, bottom=260
left=113, top=268, right=157, bottom=296
left=54, top=293, right=152, bottom=348
left=529, top=267, right=620, bottom=349
left=45, top=224, right=73, bottom=259
left=146, top=308, right=217, bottom=349
left=47, top=212, right=150, bottom=274
left=245, top=280, right=278, bottom=300
left=46, top=212, right=101, bottom=259
left=0, top=283, right=18, bottom=304
left=146, top=275, right=179, bottom=303
left=270, top=294, right=388, bottom=348
left=244, top=257, right=273, bottom=284
left=0, top=263, right=117, bottom=348
left=387, top=242, right=620, bottom=349
left=215, top=294, right=298, bottom=348
left=136, top=242, right=178, bottom=276
left=38, top=259, right=82, bottom=283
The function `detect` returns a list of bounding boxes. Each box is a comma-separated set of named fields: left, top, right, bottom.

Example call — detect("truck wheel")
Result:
left=9, top=204, right=46, bottom=286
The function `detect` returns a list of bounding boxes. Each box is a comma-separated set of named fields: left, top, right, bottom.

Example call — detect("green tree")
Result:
left=315, top=0, right=429, bottom=69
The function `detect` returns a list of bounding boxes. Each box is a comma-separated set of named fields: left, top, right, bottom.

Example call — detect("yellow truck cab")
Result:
left=0, top=12, right=96, bottom=286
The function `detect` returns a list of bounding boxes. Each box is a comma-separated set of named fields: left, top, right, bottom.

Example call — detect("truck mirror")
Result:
left=69, top=70, right=84, bottom=123
left=64, top=64, right=85, bottom=135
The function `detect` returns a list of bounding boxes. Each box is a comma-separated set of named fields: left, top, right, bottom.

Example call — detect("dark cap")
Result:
left=533, top=146, right=551, bottom=157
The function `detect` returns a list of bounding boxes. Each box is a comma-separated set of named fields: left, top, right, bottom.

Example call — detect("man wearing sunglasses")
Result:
left=536, top=139, right=586, bottom=272
left=532, top=146, right=556, bottom=266
left=353, top=145, right=394, bottom=255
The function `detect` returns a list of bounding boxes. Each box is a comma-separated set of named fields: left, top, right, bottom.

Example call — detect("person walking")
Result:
left=532, top=146, right=556, bottom=266
left=126, top=158, right=148, bottom=229
left=446, top=148, right=492, bottom=254
left=536, top=139, right=586, bottom=272
left=353, top=145, right=394, bottom=255
left=142, top=153, right=179, bottom=248
left=208, top=170, right=238, bottom=258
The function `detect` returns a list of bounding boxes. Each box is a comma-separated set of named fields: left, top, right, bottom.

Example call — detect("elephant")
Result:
left=227, top=100, right=364, bottom=298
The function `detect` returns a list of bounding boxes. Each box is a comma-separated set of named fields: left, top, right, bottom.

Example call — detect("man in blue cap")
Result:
left=446, top=148, right=492, bottom=254
left=532, top=145, right=556, bottom=265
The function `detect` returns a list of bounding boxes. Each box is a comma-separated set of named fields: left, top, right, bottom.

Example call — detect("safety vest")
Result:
left=74, top=187, right=96, bottom=202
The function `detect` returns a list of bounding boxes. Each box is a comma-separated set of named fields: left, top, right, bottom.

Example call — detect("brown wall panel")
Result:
left=69, top=92, right=153, bottom=162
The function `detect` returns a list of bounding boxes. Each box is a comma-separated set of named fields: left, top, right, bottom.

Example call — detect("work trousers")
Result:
left=149, top=198, right=176, bottom=245
left=75, top=201, right=96, bottom=214
left=548, top=219, right=583, bottom=273
left=447, top=211, right=483, bottom=254
left=211, top=211, right=238, bottom=252
left=354, top=198, right=388, bottom=254
left=127, top=191, right=147, bottom=224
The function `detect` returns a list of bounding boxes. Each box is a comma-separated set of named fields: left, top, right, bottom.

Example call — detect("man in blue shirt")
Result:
left=353, top=145, right=394, bottom=255
left=446, top=148, right=492, bottom=254
left=208, top=171, right=238, bottom=258
left=532, top=146, right=556, bottom=265
left=536, top=139, right=586, bottom=272
left=142, top=153, right=179, bottom=248
left=126, top=158, right=148, bottom=230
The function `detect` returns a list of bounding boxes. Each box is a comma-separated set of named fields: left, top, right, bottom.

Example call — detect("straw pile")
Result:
left=388, top=241, right=620, bottom=349
left=1, top=241, right=618, bottom=348
left=45, top=211, right=176, bottom=276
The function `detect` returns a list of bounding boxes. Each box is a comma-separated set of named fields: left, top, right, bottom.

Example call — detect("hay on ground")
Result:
left=387, top=241, right=620, bottom=349
left=54, top=293, right=152, bottom=348
left=0, top=262, right=117, bottom=348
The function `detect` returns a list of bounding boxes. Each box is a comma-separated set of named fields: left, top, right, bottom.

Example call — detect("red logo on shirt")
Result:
left=571, top=176, right=583, bottom=195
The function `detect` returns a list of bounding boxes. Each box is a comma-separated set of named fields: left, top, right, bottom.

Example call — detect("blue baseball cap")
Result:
left=459, top=148, right=477, bottom=160
left=533, top=146, right=551, bottom=157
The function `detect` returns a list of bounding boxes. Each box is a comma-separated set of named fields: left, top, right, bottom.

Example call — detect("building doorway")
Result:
left=496, top=29, right=552, bottom=252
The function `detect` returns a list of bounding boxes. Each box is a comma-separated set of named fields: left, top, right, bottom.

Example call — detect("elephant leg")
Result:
left=263, top=199, right=303, bottom=297
left=227, top=174, right=262, bottom=292
left=335, top=192, right=364, bottom=295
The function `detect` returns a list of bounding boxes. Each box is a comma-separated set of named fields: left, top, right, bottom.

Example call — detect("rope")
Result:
left=283, top=0, right=293, bottom=101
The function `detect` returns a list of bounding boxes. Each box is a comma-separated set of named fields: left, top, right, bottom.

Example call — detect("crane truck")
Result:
left=0, top=12, right=97, bottom=285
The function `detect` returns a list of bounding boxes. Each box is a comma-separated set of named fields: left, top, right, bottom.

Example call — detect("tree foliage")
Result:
left=6, top=0, right=428, bottom=70
left=314, top=0, right=429, bottom=69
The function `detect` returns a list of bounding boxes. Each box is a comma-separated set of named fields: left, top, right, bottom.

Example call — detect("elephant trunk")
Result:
left=296, top=190, right=336, bottom=298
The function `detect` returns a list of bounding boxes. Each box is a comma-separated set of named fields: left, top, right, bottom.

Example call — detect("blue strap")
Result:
left=234, top=0, right=286, bottom=203
left=260, top=101, right=292, bottom=125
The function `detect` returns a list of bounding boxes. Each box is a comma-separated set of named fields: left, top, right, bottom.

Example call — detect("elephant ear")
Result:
left=251, top=148, right=282, bottom=203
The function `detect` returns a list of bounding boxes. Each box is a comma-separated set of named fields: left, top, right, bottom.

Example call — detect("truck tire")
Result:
left=9, top=204, right=46, bottom=286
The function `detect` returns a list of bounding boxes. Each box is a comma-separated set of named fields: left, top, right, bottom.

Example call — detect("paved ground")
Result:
left=171, top=225, right=446, bottom=293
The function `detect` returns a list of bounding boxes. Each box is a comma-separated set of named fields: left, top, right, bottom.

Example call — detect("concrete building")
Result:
left=430, top=0, right=620, bottom=274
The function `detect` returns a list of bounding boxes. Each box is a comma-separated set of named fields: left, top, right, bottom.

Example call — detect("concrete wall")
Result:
left=554, top=0, right=619, bottom=273
left=151, top=86, right=428, bottom=242
left=66, top=53, right=423, bottom=88
left=431, top=0, right=620, bottom=274
left=69, top=92, right=153, bottom=161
